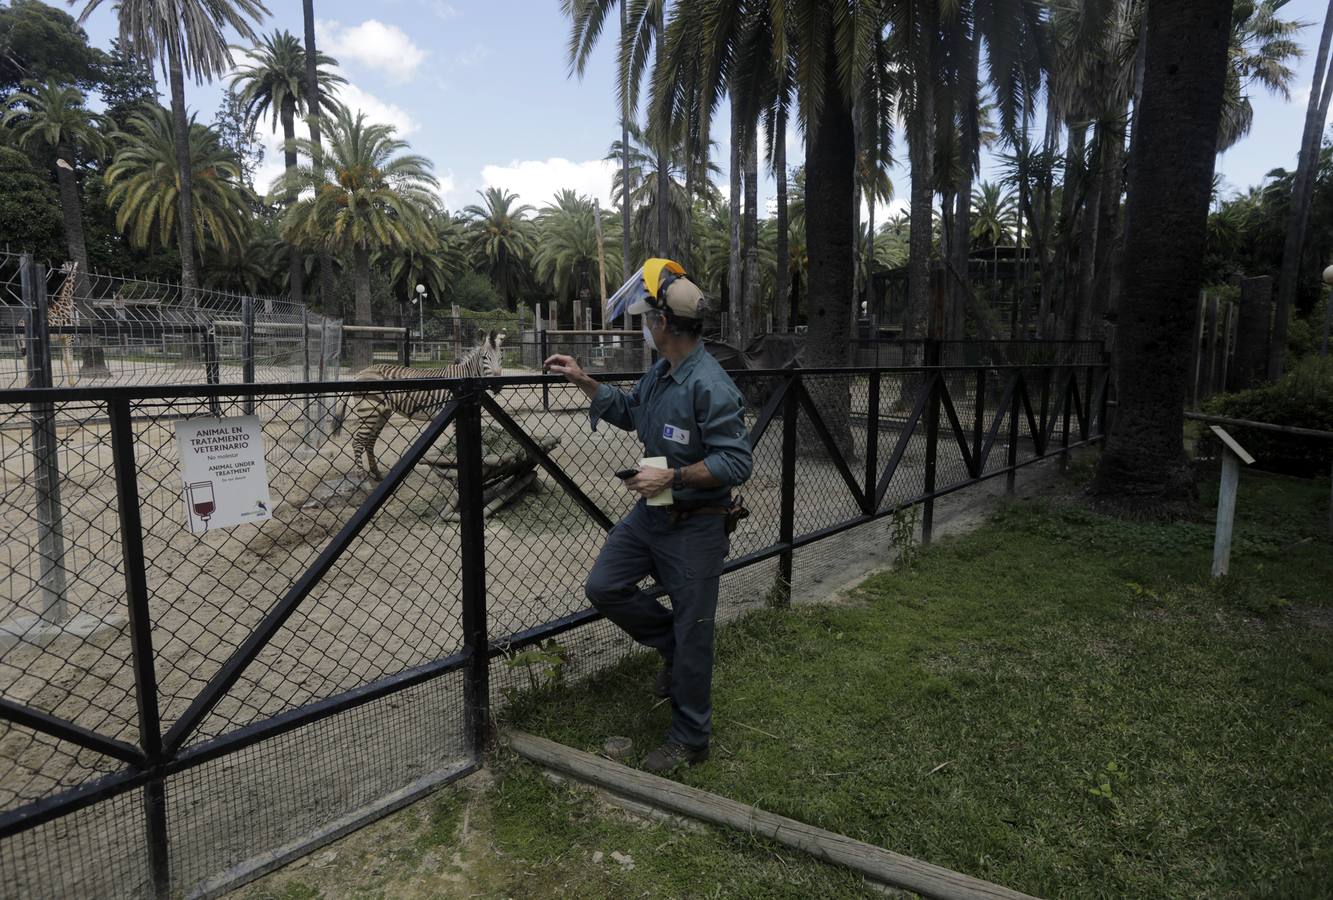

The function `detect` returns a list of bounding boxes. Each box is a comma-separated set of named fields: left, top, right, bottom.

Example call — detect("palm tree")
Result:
left=105, top=105, right=254, bottom=264
left=300, top=0, right=338, bottom=316
left=379, top=212, right=470, bottom=313
left=1091, top=0, right=1235, bottom=508
left=565, top=0, right=672, bottom=272
left=533, top=189, right=626, bottom=310
left=74, top=0, right=269, bottom=296
left=465, top=187, right=535, bottom=312
left=229, top=29, right=344, bottom=306
left=279, top=109, right=438, bottom=364
left=2, top=79, right=108, bottom=304
left=970, top=181, right=1017, bottom=249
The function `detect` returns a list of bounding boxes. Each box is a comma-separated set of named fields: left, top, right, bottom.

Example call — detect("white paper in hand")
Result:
left=638, top=456, right=673, bottom=506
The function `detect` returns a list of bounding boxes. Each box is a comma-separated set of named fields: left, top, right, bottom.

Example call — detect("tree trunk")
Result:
left=1073, top=128, right=1105, bottom=341
left=1090, top=119, right=1126, bottom=344
left=1273, top=0, right=1333, bottom=379
left=655, top=3, right=670, bottom=258
left=683, top=111, right=696, bottom=272
left=743, top=122, right=759, bottom=341
left=903, top=0, right=937, bottom=351
left=280, top=98, right=305, bottom=308
left=949, top=35, right=979, bottom=342
left=1035, top=102, right=1059, bottom=336
left=728, top=93, right=742, bottom=343
left=1053, top=122, right=1087, bottom=337
left=303, top=0, right=337, bottom=318
left=353, top=243, right=373, bottom=368
left=54, top=141, right=92, bottom=311
left=620, top=0, right=632, bottom=325
left=803, top=46, right=856, bottom=455
left=166, top=43, right=199, bottom=295
left=775, top=106, right=790, bottom=332
left=1092, top=0, right=1235, bottom=508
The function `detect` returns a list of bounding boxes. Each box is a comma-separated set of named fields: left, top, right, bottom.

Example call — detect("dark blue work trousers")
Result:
left=585, top=499, right=729, bottom=749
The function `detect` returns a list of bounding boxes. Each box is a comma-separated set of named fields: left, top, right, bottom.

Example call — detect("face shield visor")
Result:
left=605, top=258, right=687, bottom=321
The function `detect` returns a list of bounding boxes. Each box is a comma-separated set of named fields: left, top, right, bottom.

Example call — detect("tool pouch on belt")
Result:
left=725, top=495, right=750, bottom=536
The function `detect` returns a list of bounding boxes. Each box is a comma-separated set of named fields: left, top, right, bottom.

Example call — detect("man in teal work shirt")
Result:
left=545, top=263, right=752, bottom=774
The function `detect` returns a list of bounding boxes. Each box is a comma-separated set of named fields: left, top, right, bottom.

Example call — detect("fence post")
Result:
left=864, top=371, right=880, bottom=509
left=1060, top=370, right=1073, bottom=471
left=774, top=376, right=799, bottom=606
left=22, top=257, right=67, bottom=624
left=241, top=297, right=255, bottom=416
left=972, top=369, right=986, bottom=478
left=1006, top=372, right=1020, bottom=495
left=921, top=372, right=940, bottom=546
left=540, top=325, right=550, bottom=413
left=1038, top=367, right=1052, bottom=455
left=401, top=326, right=411, bottom=367
left=456, top=386, right=491, bottom=756
left=108, top=397, right=170, bottom=898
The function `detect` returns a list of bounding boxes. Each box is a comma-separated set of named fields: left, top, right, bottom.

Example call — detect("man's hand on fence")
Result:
left=627, top=465, right=673, bottom=498
left=544, top=353, right=600, bottom=400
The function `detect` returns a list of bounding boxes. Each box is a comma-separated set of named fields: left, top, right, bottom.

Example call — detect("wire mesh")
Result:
left=0, top=362, right=1107, bottom=898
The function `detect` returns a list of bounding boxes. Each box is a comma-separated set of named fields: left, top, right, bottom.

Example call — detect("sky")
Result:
left=71, top=0, right=1333, bottom=224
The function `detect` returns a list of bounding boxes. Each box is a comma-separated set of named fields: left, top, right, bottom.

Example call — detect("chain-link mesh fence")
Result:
left=0, top=359, right=1107, bottom=898
left=1, top=252, right=344, bottom=394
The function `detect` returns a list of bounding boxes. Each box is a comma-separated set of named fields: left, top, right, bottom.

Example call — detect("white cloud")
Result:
left=436, top=170, right=458, bottom=208
left=332, top=82, right=420, bottom=136
left=431, top=1, right=459, bottom=19
left=317, top=19, right=428, bottom=82
left=479, top=158, right=619, bottom=209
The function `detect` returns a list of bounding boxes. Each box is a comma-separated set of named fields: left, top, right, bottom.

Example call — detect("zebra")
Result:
left=336, top=330, right=506, bottom=479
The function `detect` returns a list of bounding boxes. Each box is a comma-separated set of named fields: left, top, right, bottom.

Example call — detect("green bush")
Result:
left=1201, top=356, right=1333, bottom=476
left=446, top=271, right=501, bottom=311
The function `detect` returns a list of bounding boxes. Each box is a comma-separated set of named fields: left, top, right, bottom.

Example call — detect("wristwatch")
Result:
left=672, top=467, right=685, bottom=490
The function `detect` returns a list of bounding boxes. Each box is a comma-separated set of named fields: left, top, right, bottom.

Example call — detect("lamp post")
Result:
left=414, top=283, right=427, bottom=340
left=1321, top=265, right=1332, bottom=356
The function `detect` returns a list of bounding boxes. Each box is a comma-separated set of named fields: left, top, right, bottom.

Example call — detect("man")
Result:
left=544, top=259, right=752, bottom=774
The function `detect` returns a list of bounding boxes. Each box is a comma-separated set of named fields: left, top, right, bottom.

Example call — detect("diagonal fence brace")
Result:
left=162, top=400, right=462, bottom=755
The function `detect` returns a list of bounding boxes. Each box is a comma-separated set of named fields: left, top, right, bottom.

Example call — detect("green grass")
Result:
left=505, top=469, right=1333, bottom=899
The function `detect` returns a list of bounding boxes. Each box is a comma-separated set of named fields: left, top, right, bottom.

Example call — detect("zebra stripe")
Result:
left=343, top=334, right=504, bottom=478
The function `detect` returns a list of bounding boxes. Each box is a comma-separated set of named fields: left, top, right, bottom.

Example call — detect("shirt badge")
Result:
left=662, top=424, right=691, bottom=445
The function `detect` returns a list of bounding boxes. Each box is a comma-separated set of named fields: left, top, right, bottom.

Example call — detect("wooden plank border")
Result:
left=506, top=730, right=1040, bottom=900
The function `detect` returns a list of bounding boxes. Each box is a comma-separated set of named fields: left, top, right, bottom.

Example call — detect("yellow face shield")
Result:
left=606, top=258, right=687, bottom=320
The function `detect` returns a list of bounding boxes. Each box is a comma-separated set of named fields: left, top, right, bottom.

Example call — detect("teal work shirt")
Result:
left=589, top=342, right=753, bottom=502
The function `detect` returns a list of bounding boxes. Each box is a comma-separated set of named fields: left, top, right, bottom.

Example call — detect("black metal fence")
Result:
left=0, top=359, right=1109, bottom=898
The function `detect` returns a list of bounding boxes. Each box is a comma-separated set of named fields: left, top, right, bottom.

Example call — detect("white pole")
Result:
left=1212, top=448, right=1240, bottom=578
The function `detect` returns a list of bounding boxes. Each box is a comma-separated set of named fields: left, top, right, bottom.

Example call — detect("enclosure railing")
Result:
left=0, top=359, right=1109, bottom=898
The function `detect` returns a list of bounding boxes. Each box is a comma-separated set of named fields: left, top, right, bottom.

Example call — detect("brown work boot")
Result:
left=641, top=741, right=708, bottom=775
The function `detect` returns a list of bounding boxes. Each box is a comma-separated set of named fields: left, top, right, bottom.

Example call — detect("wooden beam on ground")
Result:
left=505, top=730, right=1040, bottom=900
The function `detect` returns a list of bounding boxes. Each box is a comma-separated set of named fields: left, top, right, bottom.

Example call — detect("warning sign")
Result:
left=175, top=415, right=273, bottom=534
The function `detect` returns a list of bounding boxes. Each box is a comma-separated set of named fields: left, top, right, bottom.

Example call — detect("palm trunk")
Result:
left=1035, top=102, right=1059, bottom=336
left=620, top=1, right=632, bottom=326
left=353, top=243, right=372, bottom=368
left=1092, top=0, right=1234, bottom=508
left=1091, top=118, right=1127, bottom=345
left=166, top=43, right=199, bottom=295
left=1054, top=122, right=1087, bottom=337
left=865, top=189, right=876, bottom=329
left=303, top=0, right=337, bottom=318
left=54, top=142, right=92, bottom=309
left=654, top=3, right=669, bottom=258
left=1273, top=0, right=1333, bottom=378
left=775, top=108, right=790, bottom=332
left=742, top=124, right=759, bottom=341
left=950, top=36, right=979, bottom=342
left=803, top=45, right=856, bottom=455
left=728, top=94, right=742, bottom=342
left=904, top=0, right=937, bottom=350
left=683, top=113, right=696, bottom=272
left=280, top=99, right=305, bottom=307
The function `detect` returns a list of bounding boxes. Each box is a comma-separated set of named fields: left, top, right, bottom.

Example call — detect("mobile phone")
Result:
left=615, top=467, right=640, bottom=480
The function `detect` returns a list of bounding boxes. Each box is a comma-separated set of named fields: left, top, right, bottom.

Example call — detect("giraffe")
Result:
left=48, top=262, right=80, bottom=387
